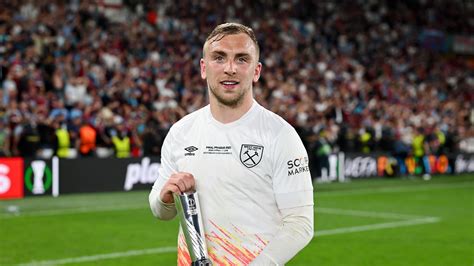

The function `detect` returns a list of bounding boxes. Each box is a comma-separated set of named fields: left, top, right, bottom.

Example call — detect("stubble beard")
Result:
left=208, top=83, right=249, bottom=108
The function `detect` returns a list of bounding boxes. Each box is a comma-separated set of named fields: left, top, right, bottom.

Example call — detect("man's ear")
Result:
left=253, top=62, right=262, bottom=83
left=200, top=58, right=206, bottom=80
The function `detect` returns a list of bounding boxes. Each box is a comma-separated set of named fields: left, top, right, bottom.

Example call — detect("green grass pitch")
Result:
left=1, top=174, right=473, bottom=265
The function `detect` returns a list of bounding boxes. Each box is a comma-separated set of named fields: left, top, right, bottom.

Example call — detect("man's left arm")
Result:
left=252, top=125, right=315, bottom=265
left=251, top=205, right=313, bottom=265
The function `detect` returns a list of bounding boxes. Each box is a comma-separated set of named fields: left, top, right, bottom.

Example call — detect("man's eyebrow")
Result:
left=210, top=50, right=226, bottom=57
left=209, top=50, right=252, bottom=58
left=235, top=52, right=251, bottom=58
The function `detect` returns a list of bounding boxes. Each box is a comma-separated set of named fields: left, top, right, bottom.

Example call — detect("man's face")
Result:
left=201, top=33, right=262, bottom=107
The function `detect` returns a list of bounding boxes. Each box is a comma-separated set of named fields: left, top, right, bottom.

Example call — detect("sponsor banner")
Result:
left=23, top=159, right=55, bottom=196
left=0, top=157, right=24, bottom=200
left=13, top=153, right=470, bottom=195
left=58, top=157, right=160, bottom=194
left=317, top=153, right=474, bottom=181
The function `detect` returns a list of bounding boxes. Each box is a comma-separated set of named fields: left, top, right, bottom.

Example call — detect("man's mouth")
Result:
left=220, top=80, right=239, bottom=86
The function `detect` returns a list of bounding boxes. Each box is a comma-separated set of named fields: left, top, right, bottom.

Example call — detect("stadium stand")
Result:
left=0, top=0, right=472, bottom=160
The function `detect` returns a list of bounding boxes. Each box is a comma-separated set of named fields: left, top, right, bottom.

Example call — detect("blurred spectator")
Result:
left=111, top=116, right=131, bottom=158
left=412, top=127, right=431, bottom=177
left=141, top=119, right=163, bottom=157
left=53, top=116, right=71, bottom=158
left=78, top=120, right=97, bottom=157
left=359, top=127, right=374, bottom=154
left=0, top=117, right=10, bottom=156
left=16, top=117, right=41, bottom=158
left=64, top=77, right=89, bottom=107
left=313, top=129, right=332, bottom=179
left=36, top=110, right=55, bottom=154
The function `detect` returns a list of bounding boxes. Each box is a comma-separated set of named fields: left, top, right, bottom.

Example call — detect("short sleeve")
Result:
left=271, top=126, right=314, bottom=210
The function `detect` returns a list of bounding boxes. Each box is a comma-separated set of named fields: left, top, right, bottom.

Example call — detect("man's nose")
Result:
left=224, top=60, right=236, bottom=75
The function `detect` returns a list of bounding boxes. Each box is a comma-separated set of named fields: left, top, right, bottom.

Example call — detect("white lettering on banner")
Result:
left=455, top=155, right=474, bottom=173
left=32, top=161, right=46, bottom=194
left=345, top=156, right=377, bottom=178
left=0, top=164, right=11, bottom=194
left=321, top=153, right=471, bottom=182
left=328, top=154, right=338, bottom=181
left=124, top=157, right=160, bottom=191
left=338, top=152, right=346, bottom=182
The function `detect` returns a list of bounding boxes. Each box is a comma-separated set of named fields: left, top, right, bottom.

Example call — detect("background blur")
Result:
left=0, top=0, right=473, bottom=162
left=0, top=0, right=473, bottom=265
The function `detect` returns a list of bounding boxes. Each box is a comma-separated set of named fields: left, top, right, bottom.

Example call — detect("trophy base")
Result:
left=191, top=258, right=213, bottom=266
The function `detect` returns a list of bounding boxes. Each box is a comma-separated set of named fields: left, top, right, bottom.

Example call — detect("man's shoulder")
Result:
left=254, top=103, right=295, bottom=136
left=169, top=105, right=209, bottom=134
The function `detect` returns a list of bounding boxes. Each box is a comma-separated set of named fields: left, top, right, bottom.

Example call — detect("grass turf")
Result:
left=1, top=174, right=473, bottom=265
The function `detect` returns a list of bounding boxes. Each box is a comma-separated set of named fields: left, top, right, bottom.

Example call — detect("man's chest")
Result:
left=172, top=130, right=273, bottom=193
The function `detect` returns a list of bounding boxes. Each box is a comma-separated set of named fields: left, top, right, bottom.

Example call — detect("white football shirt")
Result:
left=152, top=100, right=313, bottom=265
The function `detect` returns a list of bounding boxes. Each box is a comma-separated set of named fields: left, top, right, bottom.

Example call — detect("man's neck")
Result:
left=210, top=97, right=254, bottom=124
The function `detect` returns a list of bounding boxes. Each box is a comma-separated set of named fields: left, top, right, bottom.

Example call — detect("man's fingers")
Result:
left=159, top=184, right=179, bottom=204
left=175, top=179, right=187, bottom=194
left=168, top=183, right=182, bottom=194
left=171, top=173, right=196, bottom=193
left=160, top=172, right=196, bottom=203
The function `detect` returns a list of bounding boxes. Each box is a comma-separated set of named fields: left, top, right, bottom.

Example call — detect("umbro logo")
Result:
left=185, top=146, right=198, bottom=152
left=184, top=146, right=198, bottom=156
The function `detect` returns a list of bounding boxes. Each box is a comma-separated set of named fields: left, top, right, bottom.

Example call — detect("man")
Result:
left=16, top=117, right=41, bottom=158
left=149, top=23, right=314, bottom=265
left=52, top=115, right=71, bottom=158
left=141, top=119, right=164, bottom=157
left=0, top=117, right=10, bottom=156
left=111, top=116, right=131, bottom=158
left=78, top=120, right=97, bottom=157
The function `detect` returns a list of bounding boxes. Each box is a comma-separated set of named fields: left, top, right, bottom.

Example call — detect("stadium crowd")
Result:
left=0, top=0, right=473, bottom=162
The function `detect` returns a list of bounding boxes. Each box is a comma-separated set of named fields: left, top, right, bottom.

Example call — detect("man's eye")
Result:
left=238, top=57, right=248, bottom=63
left=215, top=56, right=224, bottom=62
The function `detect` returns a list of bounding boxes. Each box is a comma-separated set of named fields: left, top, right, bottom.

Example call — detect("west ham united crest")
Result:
left=240, top=144, right=264, bottom=168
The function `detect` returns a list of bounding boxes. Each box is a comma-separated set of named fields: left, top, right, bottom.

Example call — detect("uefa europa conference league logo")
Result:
left=25, top=161, right=52, bottom=194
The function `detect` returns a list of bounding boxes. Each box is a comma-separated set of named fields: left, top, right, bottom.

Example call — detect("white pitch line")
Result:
left=314, top=217, right=440, bottom=237
left=17, top=247, right=177, bottom=266
left=316, top=181, right=474, bottom=197
left=316, top=207, right=426, bottom=220
left=0, top=204, right=146, bottom=219
left=3, top=205, right=409, bottom=220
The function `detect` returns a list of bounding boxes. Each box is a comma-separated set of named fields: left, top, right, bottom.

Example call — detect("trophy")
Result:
left=174, top=191, right=213, bottom=266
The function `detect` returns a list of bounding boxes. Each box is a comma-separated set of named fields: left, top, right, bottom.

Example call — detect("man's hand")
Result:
left=159, top=172, right=196, bottom=204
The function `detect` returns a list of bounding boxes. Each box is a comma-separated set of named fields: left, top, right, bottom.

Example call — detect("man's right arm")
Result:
left=149, top=130, right=178, bottom=220
left=149, top=178, right=178, bottom=220
left=149, top=171, right=196, bottom=220
left=148, top=129, right=196, bottom=220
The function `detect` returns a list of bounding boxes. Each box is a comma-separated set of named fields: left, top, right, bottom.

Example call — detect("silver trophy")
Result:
left=174, top=192, right=213, bottom=266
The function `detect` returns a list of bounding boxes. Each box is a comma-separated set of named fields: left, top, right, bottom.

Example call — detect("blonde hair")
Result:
left=204, top=22, right=260, bottom=59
